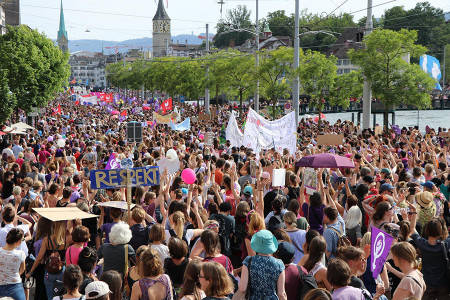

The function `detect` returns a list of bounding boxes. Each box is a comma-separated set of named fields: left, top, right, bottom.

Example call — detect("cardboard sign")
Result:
left=438, top=131, right=449, bottom=137
left=272, top=169, right=286, bottom=187
left=152, top=111, right=178, bottom=124
left=97, top=201, right=136, bottom=210
left=317, top=134, right=344, bottom=146
left=304, top=168, right=318, bottom=191
left=156, top=157, right=180, bottom=175
left=199, top=114, right=211, bottom=121
left=90, top=166, right=160, bottom=190
left=33, top=208, right=97, bottom=222
left=374, top=126, right=383, bottom=136
left=204, top=132, right=215, bottom=146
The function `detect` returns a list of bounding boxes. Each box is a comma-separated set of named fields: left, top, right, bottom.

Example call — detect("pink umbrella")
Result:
left=313, top=113, right=326, bottom=123
left=296, top=153, right=355, bottom=168
left=142, top=106, right=150, bottom=111
left=111, top=110, right=120, bottom=115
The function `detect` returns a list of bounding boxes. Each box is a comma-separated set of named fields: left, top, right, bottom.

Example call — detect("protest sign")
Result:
left=226, top=111, right=244, bottom=147
left=156, top=157, right=180, bottom=175
left=33, top=208, right=97, bottom=222
left=152, top=111, right=178, bottom=124
left=199, top=114, right=211, bottom=121
left=134, top=107, right=143, bottom=114
left=272, top=169, right=286, bottom=187
left=96, top=201, right=136, bottom=210
left=90, top=166, right=160, bottom=190
left=304, top=168, right=318, bottom=195
left=374, top=126, right=383, bottom=136
left=316, top=134, right=344, bottom=146
left=204, top=132, right=215, bottom=146
left=371, top=226, right=394, bottom=279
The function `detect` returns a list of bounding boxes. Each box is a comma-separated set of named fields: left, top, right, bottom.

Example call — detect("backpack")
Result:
left=330, top=223, right=351, bottom=254
left=231, top=219, right=246, bottom=253
left=210, top=214, right=229, bottom=256
left=296, top=265, right=317, bottom=299
left=45, top=238, right=63, bottom=274
left=268, top=212, right=285, bottom=233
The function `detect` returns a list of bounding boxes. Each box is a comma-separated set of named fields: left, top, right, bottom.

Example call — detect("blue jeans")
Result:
left=44, top=266, right=65, bottom=300
left=0, top=282, right=26, bottom=300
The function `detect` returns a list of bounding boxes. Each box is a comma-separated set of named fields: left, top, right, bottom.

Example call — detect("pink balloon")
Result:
left=181, top=168, right=196, bottom=184
left=199, top=134, right=204, bottom=140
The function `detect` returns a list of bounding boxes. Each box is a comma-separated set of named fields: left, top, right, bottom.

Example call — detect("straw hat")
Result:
left=415, top=191, right=433, bottom=208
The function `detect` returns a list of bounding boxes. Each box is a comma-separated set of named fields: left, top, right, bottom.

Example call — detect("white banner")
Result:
left=243, top=108, right=297, bottom=154
left=226, top=111, right=244, bottom=147
left=79, top=96, right=98, bottom=105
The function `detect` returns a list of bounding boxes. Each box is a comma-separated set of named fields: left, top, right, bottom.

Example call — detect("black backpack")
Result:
left=268, top=213, right=285, bottom=232
left=210, top=214, right=230, bottom=256
left=231, top=219, right=246, bottom=253
left=296, top=265, right=317, bottom=299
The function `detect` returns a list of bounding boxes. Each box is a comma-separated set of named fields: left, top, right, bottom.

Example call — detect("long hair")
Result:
left=372, top=201, right=390, bottom=222
left=304, top=236, right=327, bottom=272
left=179, top=260, right=203, bottom=300
left=390, top=242, right=418, bottom=269
left=53, top=221, right=66, bottom=246
left=100, top=271, right=122, bottom=300
left=171, top=211, right=185, bottom=240
left=345, top=206, right=362, bottom=230
left=201, top=262, right=234, bottom=297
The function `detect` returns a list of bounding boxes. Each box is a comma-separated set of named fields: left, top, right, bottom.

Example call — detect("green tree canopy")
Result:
left=214, top=5, right=253, bottom=48
left=0, top=25, right=70, bottom=112
left=349, top=29, right=436, bottom=128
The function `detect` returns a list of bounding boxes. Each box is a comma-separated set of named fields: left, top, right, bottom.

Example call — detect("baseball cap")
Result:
left=379, top=183, right=395, bottom=192
left=420, top=181, right=435, bottom=190
left=85, top=281, right=111, bottom=299
left=243, top=186, right=253, bottom=196
left=276, top=242, right=295, bottom=264
left=380, top=168, right=391, bottom=175
left=363, top=175, right=374, bottom=184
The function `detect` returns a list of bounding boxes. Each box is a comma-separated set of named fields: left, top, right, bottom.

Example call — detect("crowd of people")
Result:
left=0, top=93, right=449, bottom=300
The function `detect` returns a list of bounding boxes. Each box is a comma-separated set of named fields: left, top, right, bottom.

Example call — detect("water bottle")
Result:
left=394, top=207, right=409, bottom=215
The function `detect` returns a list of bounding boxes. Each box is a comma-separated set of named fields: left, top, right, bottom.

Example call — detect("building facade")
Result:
left=57, top=0, right=68, bottom=53
left=0, top=3, right=6, bottom=35
left=3, top=0, right=19, bottom=27
left=152, top=0, right=171, bottom=58
left=326, top=27, right=364, bottom=75
left=69, top=51, right=107, bottom=88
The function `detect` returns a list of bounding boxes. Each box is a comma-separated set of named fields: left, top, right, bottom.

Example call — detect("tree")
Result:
left=208, top=51, right=233, bottom=105
left=0, top=69, right=16, bottom=123
left=329, top=70, right=364, bottom=108
left=357, top=16, right=381, bottom=28
left=214, top=5, right=253, bottom=49
left=349, top=29, right=436, bottom=129
left=262, top=10, right=295, bottom=40
left=0, top=25, right=70, bottom=112
left=258, top=47, right=294, bottom=120
left=298, top=50, right=338, bottom=124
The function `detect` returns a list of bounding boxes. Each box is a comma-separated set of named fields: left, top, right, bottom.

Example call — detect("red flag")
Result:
left=74, top=100, right=80, bottom=105
left=120, top=110, right=127, bottom=116
left=105, top=93, right=113, bottom=103
left=70, top=78, right=76, bottom=84
left=56, top=104, right=62, bottom=115
left=161, top=98, right=173, bottom=114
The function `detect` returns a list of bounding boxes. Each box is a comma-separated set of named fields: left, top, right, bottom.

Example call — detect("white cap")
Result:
left=85, top=281, right=111, bottom=299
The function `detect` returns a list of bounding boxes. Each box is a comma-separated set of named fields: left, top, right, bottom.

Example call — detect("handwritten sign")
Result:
left=152, top=111, right=178, bottom=124
left=317, top=134, right=344, bottom=146
left=90, top=166, right=160, bottom=190
left=199, top=114, right=211, bottom=121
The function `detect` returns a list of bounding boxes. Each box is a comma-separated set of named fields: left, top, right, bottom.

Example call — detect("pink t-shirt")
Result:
left=65, top=244, right=86, bottom=265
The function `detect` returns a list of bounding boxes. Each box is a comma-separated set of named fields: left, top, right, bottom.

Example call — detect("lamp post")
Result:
left=362, top=0, right=373, bottom=130
left=205, top=23, right=210, bottom=114
left=255, top=0, right=260, bottom=113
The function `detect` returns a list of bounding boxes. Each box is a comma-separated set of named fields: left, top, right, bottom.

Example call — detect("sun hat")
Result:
left=415, top=191, right=433, bottom=208
left=251, top=229, right=278, bottom=254
left=85, top=281, right=111, bottom=299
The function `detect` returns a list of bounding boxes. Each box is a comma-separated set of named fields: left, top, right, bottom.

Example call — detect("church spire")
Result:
left=153, top=0, right=170, bottom=21
left=58, top=0, right=68, bottom=40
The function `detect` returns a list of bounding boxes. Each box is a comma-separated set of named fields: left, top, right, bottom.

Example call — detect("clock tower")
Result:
left=152, top=0, right=171, bottom=58
left=57, top=0, right=68, bottom=53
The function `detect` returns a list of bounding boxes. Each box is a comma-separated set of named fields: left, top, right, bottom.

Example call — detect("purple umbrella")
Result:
left=296, top=153, right=355, bottom=168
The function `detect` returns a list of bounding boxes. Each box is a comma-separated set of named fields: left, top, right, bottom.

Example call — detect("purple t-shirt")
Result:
left=302, top=203, right=325, bottom=234
left=331, top=286, right=365, bottom=300
left=100, top=222, right=118, bottom=243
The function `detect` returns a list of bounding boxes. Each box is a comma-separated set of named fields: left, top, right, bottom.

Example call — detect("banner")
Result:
left=152, top=111, right=178, bottom=124
left=79, top=96, right=98, bottom=105
left=90, top=166, right=160, bottom=189
left=420, top=54, right=442, bottom=90
left=170, top=118, right=190, bottom=131
left=371, top=226, right=394, bottom=279
left=243, top=108, right=296, bottom=154
left=226, top=111, right=244, bottom=147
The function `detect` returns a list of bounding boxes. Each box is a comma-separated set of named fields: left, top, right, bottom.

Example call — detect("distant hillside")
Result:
left=63, top=33, right=213, bottom=54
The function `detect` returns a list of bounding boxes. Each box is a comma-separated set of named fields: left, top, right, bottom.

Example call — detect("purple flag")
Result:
left=391, top=124, right=401, bottom=135
left=105, top=153, right=119, bottom=170
left=151, top=119, right=157, bottom=130
left=371, top=226, right=394, bottom=279
left=119, top=115, right=127, bottom=122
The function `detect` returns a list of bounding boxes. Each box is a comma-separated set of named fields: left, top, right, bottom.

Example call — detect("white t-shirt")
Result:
left=0, top=247, right=25, bottom=285
left=0, top=224, right=30, bottom=256
left=52, top=296, right=85, bottom=300
left=151, top=244, right=170, bottom=264
left=164, top=229, right=195, bottom=246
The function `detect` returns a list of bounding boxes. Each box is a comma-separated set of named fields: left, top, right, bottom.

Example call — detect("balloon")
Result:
left=166, top=149, right=177, bottom=162
left=47, top=136, right=53, bottom=142
left=57, top=139, right=65, bottom=148
left=181, top=168, right=196, bottom=184
left=199, top=134, right=204, bottom=140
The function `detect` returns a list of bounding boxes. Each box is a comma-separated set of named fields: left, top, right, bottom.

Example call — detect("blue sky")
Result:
left=21, top=0, right=450, bottom=41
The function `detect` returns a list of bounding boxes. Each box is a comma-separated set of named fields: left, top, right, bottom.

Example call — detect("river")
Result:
left=313, top=110, right=449, bottom=133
